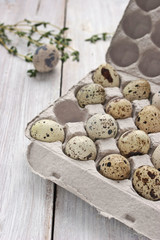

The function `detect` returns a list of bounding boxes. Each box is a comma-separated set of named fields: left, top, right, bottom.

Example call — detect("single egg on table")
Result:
left=33, top=44, right=59, bottom=72
left=152, top=145, right=160, bottom=170
left=132, top=165, right=160, bottom=201
left=152, top=91, right=160, bottom=110
left=118, top=130, right=150, bottom=157
left=105, top=97, right=132, bottom=119
left=86, top=113, right=117, bottom=140
left=76, top=83, right=106, bottom=107
left=30, top=119, right=64, bottom=142
left=135, top=105, right=160, bottom=133
left=123, top=79, right=150, bottom=101
left=92, top=63, right=120, bottom=88
left=65, top=136, right=97, bottom=161
left=98, top=154, right=130, bottom=180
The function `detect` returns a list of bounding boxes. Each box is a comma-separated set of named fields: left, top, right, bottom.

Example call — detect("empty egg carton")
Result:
left=26, top=0, right=160, bottom=239
left=106, top=0, right=160, bottom=84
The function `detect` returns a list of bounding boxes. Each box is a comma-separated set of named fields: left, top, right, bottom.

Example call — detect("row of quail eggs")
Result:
left=29, top=63, right=160, bottom=201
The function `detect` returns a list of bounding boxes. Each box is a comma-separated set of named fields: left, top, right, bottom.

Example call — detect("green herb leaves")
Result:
left=8, top=46, right=18, bottom=55
left=85, top=32, right=113, bottom=43
left=27, top=69, right=37, bottom=77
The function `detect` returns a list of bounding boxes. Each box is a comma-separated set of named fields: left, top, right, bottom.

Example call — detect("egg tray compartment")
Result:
left=106, top=0, right=160, bottom=84
left=26, top=69, right=160, bottom=240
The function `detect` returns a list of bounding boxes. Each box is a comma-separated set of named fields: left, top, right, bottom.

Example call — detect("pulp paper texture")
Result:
left=26, top=0, right=160, bottom=239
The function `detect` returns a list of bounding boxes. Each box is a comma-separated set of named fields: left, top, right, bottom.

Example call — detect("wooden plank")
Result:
left=53, top=0, right=150, bottom=239
left=0, top=0, right=65, bottom=239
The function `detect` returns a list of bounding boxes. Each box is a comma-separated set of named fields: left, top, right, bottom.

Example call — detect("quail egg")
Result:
left=123, top=79, right=150, bottom=101
left=30, top=119, right=64, bottom=142
left=152, top=91, right=160, bottom=110
left=132, top=165, right=160, bottom=201
left=76, top=83, right=105, bottom=107
left=92, top=63, right=120, bottom=88
left=98, top=154, right=130, bottom=180
left=118, top=130, right=150, bottom=157
left=65, top=136, right=97, bottom=161
left=152, top=145, right=160, bottom=170
left=33, top=44, right=59, bottom=72
left=105, top=98, right=132, bottom=119
left=135, top=105, right=160, bottom=133
left=86, top=113, right=117, bottom=140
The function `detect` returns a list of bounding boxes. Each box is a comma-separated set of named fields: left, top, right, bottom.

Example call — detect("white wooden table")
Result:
left=0, top=0, right=150, bottom=239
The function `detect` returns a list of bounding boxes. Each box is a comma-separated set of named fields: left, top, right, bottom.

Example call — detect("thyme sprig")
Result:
left=0, top=19, right=80, bottom=77
left=85, top=32, right=113, bottom=43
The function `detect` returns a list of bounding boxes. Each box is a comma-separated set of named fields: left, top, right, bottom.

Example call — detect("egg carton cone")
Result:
left=26, top=0, right=160, bottom=239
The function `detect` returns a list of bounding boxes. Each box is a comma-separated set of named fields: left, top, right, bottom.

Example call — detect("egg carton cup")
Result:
left=26, top=0, right=160, bottom=239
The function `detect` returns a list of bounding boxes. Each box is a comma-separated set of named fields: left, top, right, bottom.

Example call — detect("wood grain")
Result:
left=0, top=0, right=65, bottom=239
left=53, top=0, right=150, bottom=239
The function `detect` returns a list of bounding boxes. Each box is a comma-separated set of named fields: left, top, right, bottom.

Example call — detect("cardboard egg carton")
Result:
left=106, top=0, right=160, bottom=85
left=26, top=0, right=160, bottom=239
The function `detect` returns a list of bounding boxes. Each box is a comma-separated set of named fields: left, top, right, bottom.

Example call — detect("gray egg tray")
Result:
left=26, top=0, right=160, bottom=239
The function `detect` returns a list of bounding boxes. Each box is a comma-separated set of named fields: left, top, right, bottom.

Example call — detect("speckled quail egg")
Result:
left=135, top=105, right=160, bottom=133
left=33, top=44, right=59, bottom=72
left=132, top=165, right=160, bottom=201
left=152, top=91, right=160, bottom=110
left=118, top=130, right=150, bottom=157
left=152, top=145, right=160, bottom=170
left=92, top=63, right=120, bottom=88
left=30, top=119, right=64, bottom=142
left=123, top=79, right=150, bottom=101
left=65, top=136, right=97, bottom=161
left=76, top=83, right=105, bottom=108
left=86, top=113, right=117, bottom=140
left=105, top=98, right=132, bottom=119
left=98, top=154, right=130, bottom=180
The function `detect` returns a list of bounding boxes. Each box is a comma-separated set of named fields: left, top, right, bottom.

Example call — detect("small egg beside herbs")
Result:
left=152, top=91, right=160, bottom=110
left=123, top=79, right=150, bottom=101
left=132, top=165, right=160, bottom=201
left=92, top=63, right=120, bottom=88
left=65, top=136, right=97, bottom=161
left=30, top=119, right=64, bottom=142
left=98, top=154, right=130, bottom=180
left=105, top=98, right=132, bottom=119
left=33, top=44, right=59, bottom=72
left=86, top=113, right=117, bottom=140
left=118, top=130, right=150, bottom=157
left=76, top=83, right=105, bottom=108
left=135, top=105, right=160, bottom=133
left=152, top=145, right=160, bottom=170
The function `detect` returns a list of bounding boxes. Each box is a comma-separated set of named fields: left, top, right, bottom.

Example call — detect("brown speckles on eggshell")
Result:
left=101, top=68, right=113, bottom=82
left=86, top=113, right=117, bottom=140
left=152, top=145, right=160, bottom=170
left=92, top=63, right=120, bottom=88
left=76, top=83, right=105, bottom=108
left=98, top=154, right=130, bottom=180
left=152, top=91, right=160, bottom=110
left=65, top=136, right=97, bottom=161
left=105, top=98, right=132, bottom=119
left=30, top=119, right=64, bottom=142
left=132, top=166, right=160, bottom=200
left=33, top=44, right=59, bottom=72
left=123, top=79, right=150, bottom=102
left=118, top=130, right=150, bottom=157
left=135, top=105, right=160, bottom=133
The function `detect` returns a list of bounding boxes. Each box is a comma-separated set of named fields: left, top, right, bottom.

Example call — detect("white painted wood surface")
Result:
left=0, top=0, right=150, bottom=239
left=0, top=0, right=65, bottom=239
